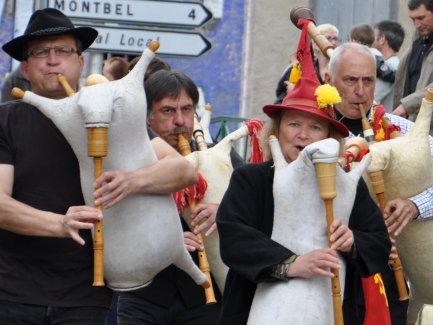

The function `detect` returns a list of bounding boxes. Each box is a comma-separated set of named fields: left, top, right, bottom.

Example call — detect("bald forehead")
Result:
left=338, top=50, right=376, bottom=76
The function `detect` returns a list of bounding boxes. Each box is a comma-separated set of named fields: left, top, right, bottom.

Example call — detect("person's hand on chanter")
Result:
left=183, top=231, right=203, bottom=252
left=63, top=206, right=103, bottom=245
left=329, top=219, right=354, bottom=253
left=93, top=170, right=133, bottom=209
left=191, top=202, right=218, bottom=236
left=383, top=198, right=418, bottom=237
left=287, top=248, right=341, bottom=279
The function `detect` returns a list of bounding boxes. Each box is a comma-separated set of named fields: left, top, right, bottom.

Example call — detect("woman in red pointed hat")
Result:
left=216, top=18, right=391, bottom=325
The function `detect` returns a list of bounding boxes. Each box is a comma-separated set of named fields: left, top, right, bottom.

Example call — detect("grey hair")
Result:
left=328, top=42, right=377, bottom=80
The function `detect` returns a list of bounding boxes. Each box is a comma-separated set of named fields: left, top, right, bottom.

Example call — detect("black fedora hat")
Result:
left=2, top=8, right=98, bottom=61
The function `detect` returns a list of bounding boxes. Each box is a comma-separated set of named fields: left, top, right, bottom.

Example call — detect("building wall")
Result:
left=241, top=0, right=309, bottom=121
left=312, top=0, right=398, bottom=42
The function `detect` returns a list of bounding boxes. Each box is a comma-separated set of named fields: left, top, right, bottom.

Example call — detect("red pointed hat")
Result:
left=263, top=18, right=348, bottom=137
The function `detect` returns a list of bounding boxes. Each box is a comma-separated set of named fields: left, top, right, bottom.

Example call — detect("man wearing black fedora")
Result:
left=0, top=7, right=198, bottom=324
left=0, top=7, right=113, bottom=324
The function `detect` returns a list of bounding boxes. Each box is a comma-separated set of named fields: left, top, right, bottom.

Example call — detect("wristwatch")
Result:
left=271, top=254, right=298, bottom=281
left=284, top=254, right=298, bottom=279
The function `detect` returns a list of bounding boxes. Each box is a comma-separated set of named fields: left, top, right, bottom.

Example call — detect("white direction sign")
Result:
left=84, top=25, right=211, bottom=57
left=47, top=0, right=212, bottom=28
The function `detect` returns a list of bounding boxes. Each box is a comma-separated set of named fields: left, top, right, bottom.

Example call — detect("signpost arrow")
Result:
left=84, top=25, right=212, bottom=57
left=48, top=0, right=212, bottom=28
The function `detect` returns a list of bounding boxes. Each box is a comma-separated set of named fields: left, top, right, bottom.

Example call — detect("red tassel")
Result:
left=384, top=124, right=401, bottom=140
left=372, top=105, right=386, bottom=135
left=342, top=146, right=370, bottom=172
left=342, top=152, right=356, bottom=172
left=358, top=148, right=370, bottom=161
left=173, top=172, right=208, bottom=213
left=172, top=190, right=187, bottom=214
left=185, top=172, right=208, bottom=203
left=372, top=105, right=401, bottom=140
left=246, top=119, right=264, bottom=163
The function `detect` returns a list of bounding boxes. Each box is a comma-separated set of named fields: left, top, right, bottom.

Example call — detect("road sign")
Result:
left=47, top=0, right=212, bottom=28
left=83, top=25, right=211, bottom=57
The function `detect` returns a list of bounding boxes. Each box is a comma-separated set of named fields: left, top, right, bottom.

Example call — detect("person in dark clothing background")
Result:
left=393, top=0, right=433, bottom=135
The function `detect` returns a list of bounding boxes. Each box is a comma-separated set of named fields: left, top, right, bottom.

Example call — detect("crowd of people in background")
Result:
left=1, top=0, right=433, bottom=324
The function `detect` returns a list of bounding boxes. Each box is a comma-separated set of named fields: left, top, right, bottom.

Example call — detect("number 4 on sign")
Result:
left=189, top=9, right=196, bottom=20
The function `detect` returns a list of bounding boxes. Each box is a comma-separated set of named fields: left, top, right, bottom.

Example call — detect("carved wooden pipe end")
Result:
left=290, top=6, right=315, bottom=28
left=11, top=87, right=25, bottom=99
left=149, top=40, right=160, bottom=53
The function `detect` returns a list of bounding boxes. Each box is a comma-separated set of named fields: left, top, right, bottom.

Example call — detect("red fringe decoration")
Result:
left=172, top=172, right=208, bottom=214
left=343, top=152, right=357, bottom=172
left=384, top=124, right=401, bottom=140
left=185, top=171, right=208, bottom=202
left=373, top=104, right=401, bottom=140
left=246, top=119, right=264, bottom=163
left=342, top=147, right=370, bottom=172
left=372, top=105, right=386, bottom=135
left=358, top=148, right=370, bottom=161
left=172, top=189, right=187, bottom=214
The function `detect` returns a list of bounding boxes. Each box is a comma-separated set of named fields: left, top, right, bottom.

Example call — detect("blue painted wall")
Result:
left=0, top=0, right=14, bottom=89
left=162, top=1, right=246, bottom=134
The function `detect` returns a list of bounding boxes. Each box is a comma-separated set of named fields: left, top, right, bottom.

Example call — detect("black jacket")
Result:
left=216, top=161, right=392, bottom=325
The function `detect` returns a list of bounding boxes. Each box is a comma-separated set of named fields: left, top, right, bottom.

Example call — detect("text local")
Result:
left=95, top=32, right=159, bottom=48
left=120, top=34, right=151, bottom=47
left=53, top=1, right=133, bottom=16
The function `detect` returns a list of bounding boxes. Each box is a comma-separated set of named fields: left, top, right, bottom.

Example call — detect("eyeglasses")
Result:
left=26, top=46, right=78, bottom=58
left=326, top=36, right=342, bottom=43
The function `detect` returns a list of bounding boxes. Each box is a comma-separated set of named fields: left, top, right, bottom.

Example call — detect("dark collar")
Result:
left=335, top=107, right=372, bottom=136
